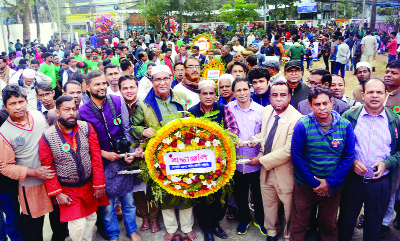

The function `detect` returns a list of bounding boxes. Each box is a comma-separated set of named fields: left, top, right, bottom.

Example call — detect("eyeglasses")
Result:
left=186, top=65, right=201, bottom=69
left=175, top=69, right=184, bottom=72
left=153, top=77, right=171, bottom=83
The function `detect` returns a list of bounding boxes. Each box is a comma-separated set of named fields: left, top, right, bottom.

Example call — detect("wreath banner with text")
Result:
left=144, top=117, right=236, bottom=199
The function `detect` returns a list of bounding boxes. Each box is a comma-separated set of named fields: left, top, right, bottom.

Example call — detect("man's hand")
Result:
left=235, top=139, right=245, bottom=148
left=94, top=188, right=105, bottom=199
left=142, top=128, right=155, bottom=138
left=352, top=160, right=368, bottom=175
left=134, top=147, right=144, bottom=158
left=313, top=177, right=330, bottom=197
left=247, top=156, right=261, bottom=166
left=35, top=166, right=56, bottom=180
left=247, top=136, right=258, bottom=148
left=372, top=162, right=386, bottom=179
left=124, top=153, right=135, bottom=164
left=0, top=161, right=5, bottom=170
left=101, top=150, right=121, bottom=161
left=56, top=193, right=72, bottom=206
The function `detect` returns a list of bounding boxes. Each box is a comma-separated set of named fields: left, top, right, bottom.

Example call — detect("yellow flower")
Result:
left=199, top=175, right=204, bottom=180
left=189, top=173, right=193, bottom=178
left=183, top=177, right=187, bottom=182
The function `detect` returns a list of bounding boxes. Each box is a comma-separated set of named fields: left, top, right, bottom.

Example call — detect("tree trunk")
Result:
left=370, top=0, right=378, bottom=31
left=6, top=17, right=10, bottom=42
left=20, top=0, right=31, bottom=42
left=33, top=0, right=40, bottom=43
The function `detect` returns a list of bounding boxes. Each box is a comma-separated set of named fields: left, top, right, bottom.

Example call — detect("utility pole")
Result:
left=264, top=0, right=266, bottom=30
left=56, top=0, right=61, bottom=40
left=361, top=0, right=365, bottom=30
left=1, top=21, right=7, bottom=54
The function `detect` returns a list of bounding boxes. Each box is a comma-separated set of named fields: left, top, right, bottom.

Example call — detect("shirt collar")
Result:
left=233, top=99, right=256, bottom=111
left=44, top=61, right=51, bottom=65
left=360, top=106, right=387, bottom=118
left=200, top=103, right=214, bottom=113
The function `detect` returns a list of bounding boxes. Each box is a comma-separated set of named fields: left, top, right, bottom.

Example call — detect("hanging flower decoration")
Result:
left=144, top=117, right=236, bottom=198
left=163, top=17, right=178, bottom=34
left=94, top=14, right=119, bottom=33
left=193, top=36, right=212, bottom=55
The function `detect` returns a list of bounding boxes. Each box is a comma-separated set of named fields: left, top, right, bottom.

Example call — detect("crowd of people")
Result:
left=0, top=22, right=399, bottom=241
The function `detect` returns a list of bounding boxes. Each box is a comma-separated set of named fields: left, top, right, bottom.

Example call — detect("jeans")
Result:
left=306, top=58, right=313, bottom=69
left=103, top=191, right=137, bottom=240
left=389, top=54, right=396, bottom=63
left=0, top=191, right=21, bottom=241
left=346, top=50, right=354, bottom=71
left=334, top=62, right=346, bottom=78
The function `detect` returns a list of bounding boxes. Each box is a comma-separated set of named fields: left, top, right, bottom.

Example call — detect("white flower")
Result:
left=183, top=190, right=187, bottom=195
left=221, top=159, right=226, bottom=165
left=205, top=141, right=211, bottom=147
left=193, top=137, right=200, bottom=143
left=177, top=143, right=186, bottom=150
left=210, top=181, right=217, bottom=187
left=163, top=180, right=171, bottom=185
left=212, top=139, right=221, bottom=147
left=154, top=163, right=160, bottom=168
left=174, top=185, right=181, bottom=190
left=162, top=138, right=171, bottom=145
left=174, top=131, right=181, bottom=138
left=206, top=184, right=212, bottom=189
left=171, top=176, right=182, bottom=182
left=202, top=180, right=208, bottom=186
left=191, top=175, right=197, bottom=180
left=185, top=178, right=193, bottom=184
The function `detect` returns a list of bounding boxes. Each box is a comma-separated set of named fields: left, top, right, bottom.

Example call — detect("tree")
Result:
left=219, top=0, right=260, bottom=30
left=370, top=0, right=378, bottom=30
left=1, top=0, right=31, bottom=42
left=138, top=0, right=171, bottom=31
left=33, top=0, right=40, bottom=43
left=269, top=0, right=297, bottom=22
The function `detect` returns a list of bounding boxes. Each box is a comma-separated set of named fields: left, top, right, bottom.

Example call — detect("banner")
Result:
left=298, top=3, right=317, bottom=13
left=164, top=149, right=216, bottom=175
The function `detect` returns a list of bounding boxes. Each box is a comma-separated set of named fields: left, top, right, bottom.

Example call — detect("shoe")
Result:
left=380, top=225, right=389, bottom=239
left=254, top=222, right=268, bottom=236
left=97, top=225, right=110, bottom=240
left=267, top=236, right=277, bottom=241
left=203, top=232, right=215, bottom=241
left=394, top=215, right=400, bottom=230
left=213, top=226, right=227, bottom=239
left=355, top=214, right=364, bottom=229
left=237, top=222, right=251, bottom=235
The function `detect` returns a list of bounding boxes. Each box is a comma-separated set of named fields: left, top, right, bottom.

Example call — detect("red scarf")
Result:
left=162, top=56, right=173, bottom=73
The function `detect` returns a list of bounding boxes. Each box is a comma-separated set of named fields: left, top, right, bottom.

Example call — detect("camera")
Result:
left=114, top=137, right=131, bottom=154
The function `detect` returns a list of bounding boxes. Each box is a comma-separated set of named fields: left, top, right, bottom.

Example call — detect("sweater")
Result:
left=336, top=43, right=350, bottom=64
left=287, top=42, right=305, bottom=61
left=291, top=111, right=355, bottom=190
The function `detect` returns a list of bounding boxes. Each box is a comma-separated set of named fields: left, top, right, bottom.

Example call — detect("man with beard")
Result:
left=189, top=79, right=239, bottom=241
left=352, top=62, right=372, bottom=104
left=174, top=45, right=191, bottom=64
left=104, top=64, right=122, bottom=96
left=71, top=44, right=85, bottom=72
left=247, top=80, right=303, bottom=241
left=39, top=95, right=109, bottom=241
left=249, top=67, right=271, bottom=106
left=39, top=52, right=57, bottom=90
left=173, top=57, right=202, bottom=109
left=78, top=70, right=142, bottom=241
left=252, top=45, right=265, bottom=67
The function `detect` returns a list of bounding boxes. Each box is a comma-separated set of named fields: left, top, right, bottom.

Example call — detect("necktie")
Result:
left=264, top=115, right=280, bottom=155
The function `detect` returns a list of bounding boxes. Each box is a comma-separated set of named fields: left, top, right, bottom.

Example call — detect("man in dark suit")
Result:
left=192, top=46, right=206, bottom=66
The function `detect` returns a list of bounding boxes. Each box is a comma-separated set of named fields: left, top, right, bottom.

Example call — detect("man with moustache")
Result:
left=217, top=74, right=235, bottom=104
left=247, top=80, right=303, bottom=241
left=283, top=61, right=308, bottom=110
left=39, top=95, right=109, bottom=241
left=248, top=67, right=271, bottom=107
left=104, top=64, right=122, bottom=96
left=171, top=62, right=184, bottom=88
left=63, top=80, right=84, bottom=108
left=78, top=70, right=142, bottom=241
left=173, top=57, right=202, bottom=109
left=352, top=62, right=372, bottom=104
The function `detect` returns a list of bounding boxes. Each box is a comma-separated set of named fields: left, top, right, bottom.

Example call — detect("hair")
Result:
left=55, top=95, right=74, bottom=109
left=42, top=52, right=52, bottom=60
left=120, top=59, right=132, bottom=71
left=362, top=78, right=388, bottom=93
left=118, top=74, right=138, bottom=90
left=30, top=59, right=40, bottom=65
left=63, top=80, right=81, bottom=93
left=386, top=60, right=400, bottom=69
left=138, top=51, right=146, bottom=60
left=2, top=85, right=27, bottom=106
left=192, top=46, right=199, bottom=51
left=270, top=80, right=290, bottom=94
left=366, top=30, right=371, bottom=35
left=180, top=45, right=187, bottom=50
left=35, top=82, right=53, bottom=94
left=85, top=70, right=105, bottom=84
left=391, top=31, right=397, bottom=37
left=321, top=75, right=332, bottom=87
left=232, top=78, right=250, bottom=92
left=104, top=63, right=119, bottom=74
left=331, top=35, right=338, bottom=40
left=126, top=54, right=134, bottom=62
left=102, top=59, right=111, bottom=67
left=229, top=61, right=247, bottom=74
left=246, top=55, right=258, bottom=67
left=307, top=85, right=333, bottom=103
left=92, top=49, right=99, bottom=54
left=105, top=49, right=113, bottom=55
left=148, top=51, right=156, bottom=61
left=147, top=62, right=156, bottom=69
left=248, top=67, right=270, bottom=83
left=184, top=57, right=200, bottom=67
left=338, top=36, right=345, bottom=42
left=174, top=62, right=184, bottom=70
left=165, top=48, right=172, bottom=52
left=68, top=72, right=85, bottom=84
left=85, top=47, right=92, bottom=53
left=72, top=44, right=80, bottom=50
left=61, top=58, right=70, bottom=65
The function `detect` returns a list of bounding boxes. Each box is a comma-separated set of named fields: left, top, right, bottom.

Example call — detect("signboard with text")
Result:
left=164, top=149, right=216, bottom=176
left=298, top=3, right=317, bottom=13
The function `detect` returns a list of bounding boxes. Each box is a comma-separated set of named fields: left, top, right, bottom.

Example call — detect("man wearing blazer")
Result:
left=247, top=80, right=303, bottom=241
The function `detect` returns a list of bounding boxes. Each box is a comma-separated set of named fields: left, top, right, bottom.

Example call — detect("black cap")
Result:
left=284, top=61, right=303, bottom=72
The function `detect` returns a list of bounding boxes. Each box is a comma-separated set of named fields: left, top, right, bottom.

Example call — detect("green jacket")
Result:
left=342, top=106, right=400, bottom=193
left=287, top=42, right=306, bottom=61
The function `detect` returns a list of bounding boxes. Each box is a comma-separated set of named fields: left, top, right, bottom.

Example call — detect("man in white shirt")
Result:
left=334, top=36, right=350, bottom=78
left=361, top=30, right=377, bottom=69
left=104, top=63, right=122, bottom=96
left=247, top=31, right=255, bottom=48
left=233, top=38, right=245, bottom=52
left=173, top=57, right=201, bottom=109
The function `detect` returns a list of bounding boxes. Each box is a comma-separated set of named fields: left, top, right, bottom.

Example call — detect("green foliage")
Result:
left=219, top=0, right=260, bottom=30
left=269, top=0, right=297, bottom=21
left=337, top=4, right=362, bottom=19
left=138, top=0, right=171, bottom=31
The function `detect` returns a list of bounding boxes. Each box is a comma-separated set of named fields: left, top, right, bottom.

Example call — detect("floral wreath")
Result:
left=144, top=117, right=236, bottom=199
left=193, top=36, right=212, bottom=55
left=202, top=60, right=225, bottom=87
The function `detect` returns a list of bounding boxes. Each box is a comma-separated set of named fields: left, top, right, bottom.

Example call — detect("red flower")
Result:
left=202, top=185, right=208, bottom=190
left=186, top=133, right=193, bottom=139
left=210, top=134, right=215, bottom=140
left=171, top=141, right=178, bottom=148
left=160, top=164, right=166, bottom=169
left=215, top=170, right=222, bottom=176
left=199, top=140, right=206, bottom=146
left=208, top=175, right=213, bottom=179
left=184, top=139, right=191, bottom=145
left=193, top=176, right=200, bottom=182
left=189, top=128, right=195, bottom=133
left=189, top=191, right=194, bottom=196
left=169, top=154, right=173, bottom=158
left=216, top=157, right=221, bottom=163
left=158, top=174, right=165, bottom=180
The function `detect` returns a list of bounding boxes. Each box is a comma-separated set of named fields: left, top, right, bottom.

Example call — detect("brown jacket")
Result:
left=255, top=104, right=303, bottom=193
